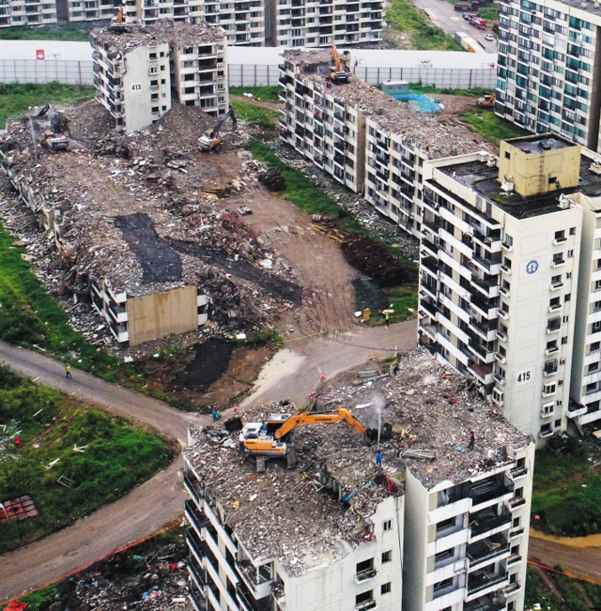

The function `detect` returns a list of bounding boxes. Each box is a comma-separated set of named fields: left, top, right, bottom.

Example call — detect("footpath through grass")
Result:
left=230, top=101, right=279, bottom=129
left=386, top=0, right=463, bottom=50
left=460, top=109, right=530, bottom=145
left=0, top=368, right=171, bottom=552
left=229, top=85, right=280, bottom=102
left=0, top=25, right=90, bottom=41
left=0, top=82, right=94, bottom=129
left=532, top=438, right=601, bottom=537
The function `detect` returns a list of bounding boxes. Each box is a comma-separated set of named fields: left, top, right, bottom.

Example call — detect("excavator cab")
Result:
left=110, top=7, right=127, bottom=32
left=330, top=44, right=350, bottom=85
left=198, top=106, right=237, bottom=152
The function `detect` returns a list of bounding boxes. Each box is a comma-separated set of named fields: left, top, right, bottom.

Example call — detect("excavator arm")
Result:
left=274, top=408, right=368, bottom=439
left=332, top=43, right=341, bottom=72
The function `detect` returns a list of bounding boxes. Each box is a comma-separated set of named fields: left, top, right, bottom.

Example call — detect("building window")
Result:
left=554, top=229, right=566, bottom=241
left=356, top=590, right=374, bottom=606
left=382, top=519, right=392, bottom=532
left=570, top=227, right=577, bottom=235
left=382, top=551, right=392, bottom=563
left=513, top=517, right=520, bottom=528
left=593, top=321, right=601, bottom=333
left=591, top=342, right=601, bottom=353
left=381, top=583, right=392, bottom=595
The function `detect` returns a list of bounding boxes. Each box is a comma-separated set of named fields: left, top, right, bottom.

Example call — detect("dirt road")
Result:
left=0, top=322, right=416, bottom=600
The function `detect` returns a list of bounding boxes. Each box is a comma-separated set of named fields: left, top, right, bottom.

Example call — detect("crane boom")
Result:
left=274, top=408, right=368, bottom=439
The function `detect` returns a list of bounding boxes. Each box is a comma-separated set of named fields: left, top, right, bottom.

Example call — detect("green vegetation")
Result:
left=0, top=25, right=90, bottom=41
left=553, top=566, right=591, bottom=611
left=5, top=584, right=59, bottom=610
left=386, top=287, right=419, bottom=323
left=0, top=368, right=171, bottom=552
left=585, top=581, right=601, bottom=608
left=0, top=82, right=94, bottom=129
left=532, top=439, right=601, bottom=537
left=460, top=109, right=530, bottom=145
left=386, top=0, right=463, bottom=50
left=409, top=84, right=492, bottom=98
left=229, top=85, right=280, bottom=102
left=230, top=101, right=279, bottom=129
left=524, top=567, right=563, bottom=611
left=478, top=7, right=499, bottom=21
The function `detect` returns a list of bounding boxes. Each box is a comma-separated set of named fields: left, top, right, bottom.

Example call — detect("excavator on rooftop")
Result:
left=329, top=44, right=350, bottom=85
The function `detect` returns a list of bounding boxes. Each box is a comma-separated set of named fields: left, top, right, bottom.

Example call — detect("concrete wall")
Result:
left=126, top=285, right=198, bottom=346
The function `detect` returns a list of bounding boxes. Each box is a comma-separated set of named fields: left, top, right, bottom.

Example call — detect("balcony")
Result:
left=469, top=481, right=513, bottom=507
left=356, top=601, right=377, bottom=611
left=468, top=361, right=494, bottom=384
left=500, top=264, right=511, bottom=275
left=355, top=568, right=378, bottom=583
left=550, top=282, right=564, bottom=291
left=551, top=258, right=566, bottom=268
left=468, top=571, right=509, bottom=596
left=467, top=540, right=510, bottom=569
left=464, top=593, right=507, bottom=611
left=470, top=512, right=512, bottom=537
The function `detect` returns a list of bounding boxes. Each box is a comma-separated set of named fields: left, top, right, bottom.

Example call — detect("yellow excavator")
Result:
left=239, top=408, right=374, bottom=470
left=329, top=44, right=350, bottom=85
left=110, top=7, right=127, bottom=33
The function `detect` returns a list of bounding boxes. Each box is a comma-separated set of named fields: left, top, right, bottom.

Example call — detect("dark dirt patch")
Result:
left=168, top=239, right=302, bottom=304
left=352, top=278, right=389, bottom=313
left=169, top=338, right=234, bottom=391
left=341, top=236, right=418, bottom=287
left=114, top=213, right=181, bottom=283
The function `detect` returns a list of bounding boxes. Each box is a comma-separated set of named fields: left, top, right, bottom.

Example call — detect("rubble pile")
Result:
left=45, top=540, right=192, bottom=611
left=258, top=167, right=286, bottom=192
left=186, top=348, right=530, bottom=575
left=0, top=100, right=299, bottom=349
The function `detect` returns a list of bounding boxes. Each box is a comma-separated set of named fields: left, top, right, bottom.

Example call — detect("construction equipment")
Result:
left=198, top=106, right=237, bottom=152
left=110, top=7, right=127, bottom=33
left=37, top=105, right=70, bottom=151
left=477, top=93, right=496, bottom=108
left=329, top=44, right=350, bottom=85
left=239, top=408, right=377, bottom=470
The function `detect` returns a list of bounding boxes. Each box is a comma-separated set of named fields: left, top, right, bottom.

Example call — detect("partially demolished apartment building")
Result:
left=91, top=21, right=228, bottom=134
left=417, top=134, right=601, bottom=440
left=184, top=349, right=534, bottom=611
left=279, top=50, right=485, bottom=239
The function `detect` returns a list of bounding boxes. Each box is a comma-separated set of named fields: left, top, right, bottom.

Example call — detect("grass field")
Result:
left=229, top=85, right=280, bottom=102
left=525, top=567, right=563, bottom=611
left=386, top=0, right=463, bottom=50
left=460, top=109, right=530, bottom=145
left=0, top=82, right=94, bottom=129
left=0, top=368, right=171, bottom=552
left=532, top=441, right=601, bottom=537
left=0, top=25, right=89, bottom=41
left=409, top=85, right=493, bottom=98
left=230, top=101, right=279, bottom=129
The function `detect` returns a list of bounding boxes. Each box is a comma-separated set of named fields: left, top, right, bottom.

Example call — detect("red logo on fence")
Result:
left=36, top=49, right=45, bottom=60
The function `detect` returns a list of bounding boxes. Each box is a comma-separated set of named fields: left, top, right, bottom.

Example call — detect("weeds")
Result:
left=230, top=101, right=279, bottom=129
left=0, top=82, right=94, bottom=129
left=229, top=86, right=280, bottom=102
left=0, top=25, right=90, bottom=41
left=0, top=371, right=171, bottom=552
left=460, top=110, right=530, bottom=145
left=408, top=84, right=492, bottom=98
left=524, top=567, right=563, bottom=611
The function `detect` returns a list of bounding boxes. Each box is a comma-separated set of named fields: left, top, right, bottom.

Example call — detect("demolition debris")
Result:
left=185, top=348, right=530, bottom=576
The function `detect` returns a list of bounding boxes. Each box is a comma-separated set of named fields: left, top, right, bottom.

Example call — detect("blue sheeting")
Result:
left=391, top=93, right=442, bottom=113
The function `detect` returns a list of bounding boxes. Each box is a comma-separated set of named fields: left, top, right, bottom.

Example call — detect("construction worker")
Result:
left=212, top=407, right=218, bottom=422
left=65, top=363, right=72, bottom=379
left=469, top=430, right=475, bottom=450
left=385, top=312, right=390, bottom=327
left=375, top=448, right=383, bottom=467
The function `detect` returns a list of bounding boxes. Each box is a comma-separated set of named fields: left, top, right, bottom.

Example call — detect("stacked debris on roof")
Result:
left=0, top=100, right=299, bottom=349
left=185, top=348, right=530, bottom=576
left=283, top=49, right=492, bottom=159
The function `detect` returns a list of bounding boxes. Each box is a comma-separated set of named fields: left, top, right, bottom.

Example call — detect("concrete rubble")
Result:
left=0, top=100, right=299, bottom=352
left=186, top=348, right=530, bottom=576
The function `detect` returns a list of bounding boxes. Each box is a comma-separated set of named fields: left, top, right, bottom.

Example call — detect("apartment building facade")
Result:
left=0, top=0, right=57, bottom=27
left=495, top=0, right=601, bottom=152
left=417, top=135, right=590, bottom=442
left=270, top=0, right=383, bottom=47
left=91, top=21, right=227, bottom=133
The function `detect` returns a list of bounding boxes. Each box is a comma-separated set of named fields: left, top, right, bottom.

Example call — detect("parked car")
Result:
left=462, top=12, right=472, bottom=19
left=484, top=33, right=495, bottom=41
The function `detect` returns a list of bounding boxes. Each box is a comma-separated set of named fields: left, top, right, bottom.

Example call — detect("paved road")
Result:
left=411, top=0, right=498, bottom=55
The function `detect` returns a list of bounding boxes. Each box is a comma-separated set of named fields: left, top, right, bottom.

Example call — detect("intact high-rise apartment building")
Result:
left=495, top=0, right=601, bottom=152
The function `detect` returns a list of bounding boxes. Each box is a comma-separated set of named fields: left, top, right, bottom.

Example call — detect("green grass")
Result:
left=230, top=101, right=279, bottom=129
left=386, top=0, right=463, bottom=50
left=460, top=109, right=531, bottom=145
left=478, top=7, right=499, bottom=21
left=524, top=567, right=564, bottom=611
left=0, top=82, right=94, bottom=129
left=386, top=286, right=418, bottom=322
left=0, top=25, right=90, bottom=41
left=409, top=85, right=492, bottom=98
left=229, top=86, right=280, bottom=102
left=553, top=566, right=591, bottom=611
left=0, top=368, right=171, bottom=552
left=532, top=444, right=601, bottom=537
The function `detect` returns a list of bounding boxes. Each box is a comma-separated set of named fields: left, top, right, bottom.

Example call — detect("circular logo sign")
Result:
left=526, top=260, right=539, bottom=275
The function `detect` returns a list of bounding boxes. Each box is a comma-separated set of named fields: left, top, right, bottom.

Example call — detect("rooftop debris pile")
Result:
left=186, top=348, right=530, bottom=575
left=0, top=100, right=300, bottom=351
left=283, top=49, right=492, bottom=158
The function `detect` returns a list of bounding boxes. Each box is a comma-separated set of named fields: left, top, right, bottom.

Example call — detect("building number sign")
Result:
left=131, top=83, right=142, bottom=91
left=526, top=260, right=539, bottom=275
left=516, top=369, right=533, bottom=385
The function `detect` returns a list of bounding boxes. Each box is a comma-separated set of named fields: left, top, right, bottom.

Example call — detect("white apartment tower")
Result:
left=184, top=350, right=534, bottom=611
left=0, top=0, right=57, bottom=26
left=496, top=0, right=601, bottom=152
left=90, top=21, right=228, bottom=133
left=417, top=135, right=591, bottom=443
